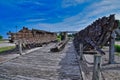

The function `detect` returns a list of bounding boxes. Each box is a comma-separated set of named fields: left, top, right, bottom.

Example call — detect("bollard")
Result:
left=18, top=40, right=22, bottom=55
left=79, top=43, right=83, bottom=60
left=92, top=54, right=102, bottom=80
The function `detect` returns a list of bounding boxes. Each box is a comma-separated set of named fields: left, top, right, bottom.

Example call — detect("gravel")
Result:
left=81, top=46, right=120, bottom=80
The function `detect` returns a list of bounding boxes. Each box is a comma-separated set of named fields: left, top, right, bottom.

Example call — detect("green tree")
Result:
left=0, top=35, right=3, bottom=40
left=57, top=35, right=61, bottom=41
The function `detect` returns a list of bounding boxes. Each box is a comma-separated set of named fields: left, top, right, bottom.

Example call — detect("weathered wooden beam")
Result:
left=79, top=43, right=83, bottom=60
left=50, top=40, right=68, bottom=52
left=92, top=54, right=102, bottom=80
left=109, top=31, right=115, bottom=64
left=18, top=40, right=22, bottom=55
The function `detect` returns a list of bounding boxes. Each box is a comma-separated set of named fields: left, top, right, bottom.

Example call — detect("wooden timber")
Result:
left=50, top=40, right=68, bottom=52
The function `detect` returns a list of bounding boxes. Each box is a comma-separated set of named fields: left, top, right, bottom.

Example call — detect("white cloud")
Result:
left=62, top=0, right=88, bottom=8
left=85, top=0, right=120, bottom=17
left=26, top=0, right=120, bottom=32
left=62, top=0, right=120, bottom=30
left=115, top=13, right=120, bottom=20
left=26, top=18, right=46, bottom=22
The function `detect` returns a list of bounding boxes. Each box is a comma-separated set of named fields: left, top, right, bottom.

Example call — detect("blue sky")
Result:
left=0, top=0, right=120, bottom=38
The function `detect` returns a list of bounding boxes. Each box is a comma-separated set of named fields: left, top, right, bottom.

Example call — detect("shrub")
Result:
left=114, top=44, right=120, bottom=52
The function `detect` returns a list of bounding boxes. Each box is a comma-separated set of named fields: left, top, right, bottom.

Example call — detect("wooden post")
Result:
left=109, top=31, right=115, bottom=64
left=18, top=40, right=22, bottom=55
left=92, top=54, right=102, bottom=80
left=79, top=43, right=83, bottom=60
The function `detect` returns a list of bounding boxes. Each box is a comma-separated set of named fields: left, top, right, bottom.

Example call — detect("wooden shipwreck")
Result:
left=74, top=14, right=119, bottom=55
left=7, top=27, right=57, bottom=43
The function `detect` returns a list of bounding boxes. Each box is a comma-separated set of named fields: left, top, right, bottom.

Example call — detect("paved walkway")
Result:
left=0, top=41, right=15, bottom=48
left=0, top=41, right=81, bottom=80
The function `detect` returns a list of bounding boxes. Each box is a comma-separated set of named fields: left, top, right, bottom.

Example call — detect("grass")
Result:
left=0, top=40, right=4, bottom=43
left=0, top=39, right=8, bottom=43
left=0, top=46, right=15, bottom=53
left=0, top=41, right=3, bottom=43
